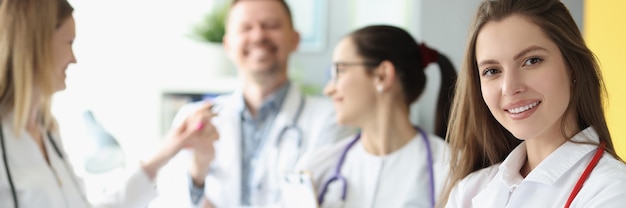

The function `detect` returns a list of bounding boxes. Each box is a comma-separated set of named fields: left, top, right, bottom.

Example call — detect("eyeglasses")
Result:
left=329, top=62, right=379, bottom=82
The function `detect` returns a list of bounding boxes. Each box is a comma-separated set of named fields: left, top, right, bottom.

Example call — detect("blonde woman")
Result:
left=0, top=0, right=217, bottom=207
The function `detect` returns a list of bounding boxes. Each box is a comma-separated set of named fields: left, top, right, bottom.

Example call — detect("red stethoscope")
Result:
left=564, top=141, right=606, bottom=208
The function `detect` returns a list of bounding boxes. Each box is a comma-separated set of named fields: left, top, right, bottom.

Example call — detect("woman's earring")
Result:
left=376, top=85, right=383, bottom=93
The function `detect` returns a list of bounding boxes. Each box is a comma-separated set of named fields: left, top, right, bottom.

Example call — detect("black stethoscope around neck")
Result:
left=0, top=121, right=86, bottom=208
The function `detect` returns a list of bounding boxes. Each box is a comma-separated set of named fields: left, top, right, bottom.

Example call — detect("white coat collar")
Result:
left=472, top=127, right=601, bottom=207
left=498, top=127, right=601, bottom=186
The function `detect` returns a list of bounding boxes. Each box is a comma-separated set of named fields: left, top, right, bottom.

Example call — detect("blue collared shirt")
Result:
left=239, top=82, right=290, bottom=205
left=188, top=82, right=291, bottom=206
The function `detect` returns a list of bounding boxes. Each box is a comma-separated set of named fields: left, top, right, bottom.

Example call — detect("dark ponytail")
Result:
left=350, top=25, right=457, bottom=139
left=418, top=43, right=457, bottom=138
left=434, top=54, right=457, bottom=139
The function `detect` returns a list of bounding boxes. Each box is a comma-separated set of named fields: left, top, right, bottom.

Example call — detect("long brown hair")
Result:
left=0, top=0, right=74, bottom=134
left=439, top=0, right=621, bottom=205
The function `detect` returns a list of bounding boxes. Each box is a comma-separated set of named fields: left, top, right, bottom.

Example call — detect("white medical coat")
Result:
left=299, top=132, right=449, bottom=208
left=446, top=127, right=626, bottom=208
left=151, top=84, right=354, bottom=208
left=0, top=113, right=158, bottom=208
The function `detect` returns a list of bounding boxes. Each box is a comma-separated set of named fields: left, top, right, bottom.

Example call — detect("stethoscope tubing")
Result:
left=250, top=94, right=306, bottom=191
left=0, top=123, right=19, bottom=208
left=0, top=120, right=87, bottom=208
left=318, top=127, right=436, bottom=207
left=273, top=95, right=305, bottom=172
left=317, top=133, right=361, bottom=204
left=274, top=94, right=305, bottom=149
left=420, top=127, right=436, bottom=207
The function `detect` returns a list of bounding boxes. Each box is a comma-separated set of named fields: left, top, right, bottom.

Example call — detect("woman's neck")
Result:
left=28, top=95, right=51, bottom=164
left=360, top=102, right=416, bottom=156
left=27, top=96, right=42, bottom=140
left=26, top=116, right=40, bottom=137
left=521, top=119, right=579, bottom=177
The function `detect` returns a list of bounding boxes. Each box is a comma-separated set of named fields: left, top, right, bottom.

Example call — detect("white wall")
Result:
left=292, top=0, right=583, bottom=133
left=54, top=0, right=584, bottom=181
left=55, top=0, right=240, bottom=170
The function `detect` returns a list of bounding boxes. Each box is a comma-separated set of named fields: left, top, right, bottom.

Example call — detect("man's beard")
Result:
left=249, top=62, right=282, bottom=84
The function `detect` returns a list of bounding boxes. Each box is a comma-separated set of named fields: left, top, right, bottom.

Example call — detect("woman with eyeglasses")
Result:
left=293, top=25, right=457, bottom=208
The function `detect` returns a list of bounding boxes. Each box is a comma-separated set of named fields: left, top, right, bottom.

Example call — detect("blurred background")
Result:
left=52, top=0, right=624, bottom=201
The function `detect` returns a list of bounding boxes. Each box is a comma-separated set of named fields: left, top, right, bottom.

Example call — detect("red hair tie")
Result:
left=419, top=43, right=439, bottom=68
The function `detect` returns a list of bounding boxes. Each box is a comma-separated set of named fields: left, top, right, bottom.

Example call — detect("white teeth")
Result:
left=250, top=49, right=269, bottom=58
left=508, top=101, right=539, bottom=114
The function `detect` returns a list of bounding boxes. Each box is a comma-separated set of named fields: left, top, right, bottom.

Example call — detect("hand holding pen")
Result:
left=140, top=101, right=219, bottom=181
left=187, top=100, right=221, bottom=188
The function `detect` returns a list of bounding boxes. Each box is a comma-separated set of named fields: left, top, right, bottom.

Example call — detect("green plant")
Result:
left=192, top=1, right=230, bottom=43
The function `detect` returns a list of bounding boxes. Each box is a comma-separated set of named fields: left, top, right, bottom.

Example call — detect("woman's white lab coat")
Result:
left=0, top=113, right=158, bottom=208
left=446, top=127, right=626, bottom=208
left=152, top=84, right=354, bottom=207
left=298, top=132, right=449, bottom=208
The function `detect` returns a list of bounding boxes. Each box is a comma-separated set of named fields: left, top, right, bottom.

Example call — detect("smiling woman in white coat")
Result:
left=0, top=0, right=219, bottom=207
left=440, top=0, right=626, bottom=207
left=294, top=25, right=458, bottom=208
